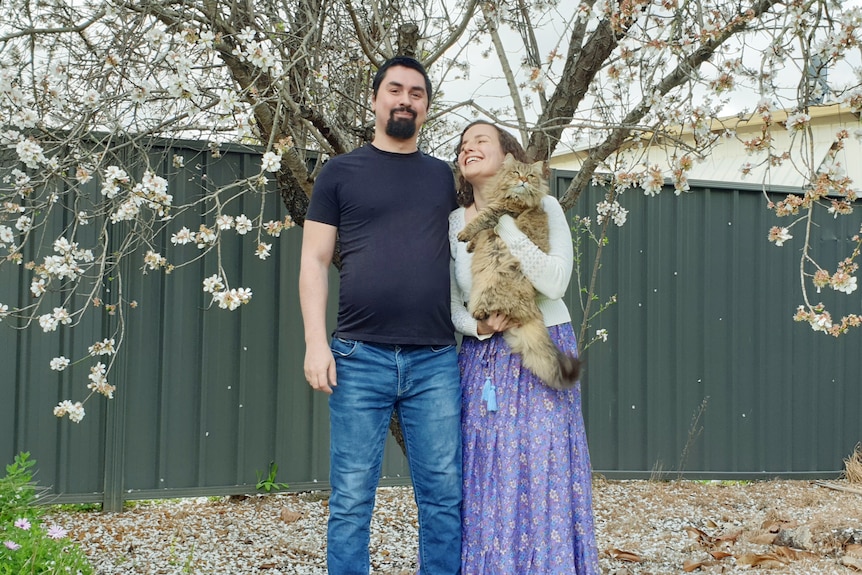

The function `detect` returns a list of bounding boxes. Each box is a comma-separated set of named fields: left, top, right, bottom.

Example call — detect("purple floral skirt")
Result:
left=459, top=323, right=600, bottom=574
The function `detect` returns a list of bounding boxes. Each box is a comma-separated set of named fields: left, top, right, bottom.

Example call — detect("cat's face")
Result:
left=494, top=154, right=548, bottom=202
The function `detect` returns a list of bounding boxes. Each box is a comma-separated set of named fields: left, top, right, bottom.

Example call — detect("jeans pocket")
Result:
left=330, top=337, right=359, bottom=358
left=430, top=344, right=455, bottom=353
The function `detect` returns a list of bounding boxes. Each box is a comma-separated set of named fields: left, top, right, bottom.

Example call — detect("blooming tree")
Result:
left=1, top=0, right=861, bottom=421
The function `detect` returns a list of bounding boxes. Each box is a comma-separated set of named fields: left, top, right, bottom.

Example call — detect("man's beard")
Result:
left=385, top=108, right=418, bottom=139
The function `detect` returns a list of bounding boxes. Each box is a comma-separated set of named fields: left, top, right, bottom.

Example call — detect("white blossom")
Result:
left=261, top=151, right=282, bottom=172
left=87, top=362, right=115, bottom=399
left=39, top=313, right=59, bottom=332
left=88, top=338, right=116, bottom=356
left=0, top=225, right=14, bottom=244
left=216, top=214, right=234, bottom=230
left=234, top=215, right=253, bottom=235
left=171, top=226, right=194, bottom=245
left=255, top=243, right=272, bottom=260
left=15, top=139, right=46, bottom=169
left=50, top=356, right=71, bottom=371
left=54, top=400, right=85, bottom=423
left=30, top=278, right=47, bottom=297
left=15, top=215, right=31, bottom=232
left=202, top=274, right=225, bottom=294
left=144, top=250, right=167, bottom=270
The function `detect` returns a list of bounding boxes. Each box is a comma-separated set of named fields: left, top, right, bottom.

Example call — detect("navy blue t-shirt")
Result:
left=306, top=144, right=458, bottom=345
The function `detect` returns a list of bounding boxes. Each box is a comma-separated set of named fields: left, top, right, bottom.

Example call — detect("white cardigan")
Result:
left=449, top=195, right=574, bottom=339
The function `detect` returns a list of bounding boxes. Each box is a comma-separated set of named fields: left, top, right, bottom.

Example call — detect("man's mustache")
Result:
left=390, top=107, right=417, bottom=119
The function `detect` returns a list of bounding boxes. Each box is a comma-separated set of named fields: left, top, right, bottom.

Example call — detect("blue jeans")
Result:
left=327, top=338, right=462, bottom=575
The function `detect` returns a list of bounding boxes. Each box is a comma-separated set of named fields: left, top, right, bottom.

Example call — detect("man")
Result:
left=299, top=56, right=461, bottom=574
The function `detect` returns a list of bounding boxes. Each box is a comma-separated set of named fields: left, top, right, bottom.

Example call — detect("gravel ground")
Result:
left=46, top=477, right=862, bottom=574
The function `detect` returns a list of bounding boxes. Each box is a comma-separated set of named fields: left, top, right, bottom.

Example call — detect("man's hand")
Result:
left=304, top=340, right=337, bottom=394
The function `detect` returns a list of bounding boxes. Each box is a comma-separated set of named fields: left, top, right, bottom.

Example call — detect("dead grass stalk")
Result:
left=844, top=443, right=862, bottom=484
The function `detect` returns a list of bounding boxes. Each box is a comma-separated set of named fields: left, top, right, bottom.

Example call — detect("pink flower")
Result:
left=13, top=518, right=31, bottom=530
left=47, top=525, right=67, bottom=539
left=4, top=540, right=20, bottom=550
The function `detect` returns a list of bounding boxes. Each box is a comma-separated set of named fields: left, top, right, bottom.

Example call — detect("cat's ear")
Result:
left=503, top=153, right=515, bottom=164
left=534, top=159, right=550, bottom=179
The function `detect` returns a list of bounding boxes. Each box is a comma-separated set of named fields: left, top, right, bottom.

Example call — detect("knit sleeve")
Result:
left=449, top=209, right=490, bottom=339
left=493, top=195, right=573, bottom=300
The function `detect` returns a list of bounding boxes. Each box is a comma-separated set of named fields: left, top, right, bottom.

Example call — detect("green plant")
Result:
left=571, top=214, right=618, bottom=354
left=255, top=461, right=289, bottom=493
left=0, top=452, right=93, bottom=574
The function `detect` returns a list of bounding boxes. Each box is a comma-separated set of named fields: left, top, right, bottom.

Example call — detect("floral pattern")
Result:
left=460, top=324, right=600, bottom=574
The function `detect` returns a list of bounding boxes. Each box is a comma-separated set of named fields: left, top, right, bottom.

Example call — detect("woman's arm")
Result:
left=494, top=195, right=573, bottom=300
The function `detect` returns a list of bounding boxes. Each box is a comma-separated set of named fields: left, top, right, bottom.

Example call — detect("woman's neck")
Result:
left=471, top=188, right=487, bottom=211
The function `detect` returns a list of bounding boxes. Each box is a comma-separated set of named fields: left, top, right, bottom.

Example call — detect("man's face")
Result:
left=372, top=65, right=429, bottom=140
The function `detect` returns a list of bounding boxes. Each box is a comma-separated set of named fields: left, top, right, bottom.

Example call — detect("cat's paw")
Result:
left=472, top=309, right=490, bottom=321
left=465, top=239, right=477, bottom=253
left=457, top=229, right=472, bottom=243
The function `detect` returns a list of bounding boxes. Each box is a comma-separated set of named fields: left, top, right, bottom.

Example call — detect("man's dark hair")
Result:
left=372, top=56, right=433, bottom=106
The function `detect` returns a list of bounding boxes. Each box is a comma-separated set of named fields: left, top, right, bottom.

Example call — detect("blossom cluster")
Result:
left=202, top=274, right=253, bottom=310
left=596, top=200, right=628, bottom=227
left=29, top=237, right=95, bottom=300
left=767, top=226, right=792, bottom=246
left=231, top=26, right=280, bottom=75
left=166, top=214, right=293, bottom=263
left=794, top=303, right=862, bottom=337
left=87, top=363, right=115, bottom=399
left=53, top=400, right=85, bottom=423
left=107, top=169, right=173, bottom=223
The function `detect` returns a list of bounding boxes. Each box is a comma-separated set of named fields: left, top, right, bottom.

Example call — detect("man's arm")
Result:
left=299, top=220, right=338, bottom=394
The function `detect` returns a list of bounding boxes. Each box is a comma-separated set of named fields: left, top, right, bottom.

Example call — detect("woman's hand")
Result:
left=477, top=312, right=518, bottom=335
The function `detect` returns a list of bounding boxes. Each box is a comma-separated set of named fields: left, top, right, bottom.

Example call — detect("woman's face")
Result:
left=458, top=124, right=505, bottom=186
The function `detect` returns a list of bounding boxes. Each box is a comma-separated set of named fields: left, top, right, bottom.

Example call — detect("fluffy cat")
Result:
left=457, top=153, right=580, bottom=390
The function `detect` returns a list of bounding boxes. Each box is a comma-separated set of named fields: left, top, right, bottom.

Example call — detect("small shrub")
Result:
left=0, top=452, right=93, bottom=574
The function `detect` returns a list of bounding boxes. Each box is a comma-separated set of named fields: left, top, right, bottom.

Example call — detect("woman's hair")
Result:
left=454, top=120, right=531, bottom=207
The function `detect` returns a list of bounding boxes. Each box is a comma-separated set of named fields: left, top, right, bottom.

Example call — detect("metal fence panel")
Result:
left=6, top=153, right=862, bottom=507
left=555, top=171, right=862, bottom=479
left=1, top=140, right=409, bottom=508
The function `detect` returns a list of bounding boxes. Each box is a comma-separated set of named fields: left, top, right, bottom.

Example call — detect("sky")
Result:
left=435, top=2, right=862, bottom=151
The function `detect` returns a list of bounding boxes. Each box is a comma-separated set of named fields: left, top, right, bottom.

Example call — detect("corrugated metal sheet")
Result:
left=556, top=171, right=862, bottom=479
left=1, top=141, right=410, bottom=509
left=4, top=142, right=861, bottom=508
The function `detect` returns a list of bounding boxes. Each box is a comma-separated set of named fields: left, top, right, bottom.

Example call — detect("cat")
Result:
left=457, top=153, right=580, bottom=390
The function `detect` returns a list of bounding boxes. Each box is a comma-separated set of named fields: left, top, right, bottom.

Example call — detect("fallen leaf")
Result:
left=843, top=556, right=862, bottom=571
left=606, top=548, right=643, bottom=562
left=736, top=552, right=789, bottom=568
left=716, top=529, right=742, bottom=543
left=280, top=508, right=303, bottom=523
left=683, top=559, right=714, bottom=571
left=774, top=545, right=818, bottom=560
left=685, top=526, right=715, bottom=546
left=762, top=519, right=798, bottom=532
left=749, top=532, right=778, bottom=545
left=847, top=544, right=862, bottom=558
left=709, top=550, right=733, bottom=560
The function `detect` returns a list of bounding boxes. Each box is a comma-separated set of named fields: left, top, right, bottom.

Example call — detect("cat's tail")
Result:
left=504, top=320, right=580, bottom=390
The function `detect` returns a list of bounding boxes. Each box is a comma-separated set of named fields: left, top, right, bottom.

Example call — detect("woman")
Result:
left=449, top=120, right=600, bottom=574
